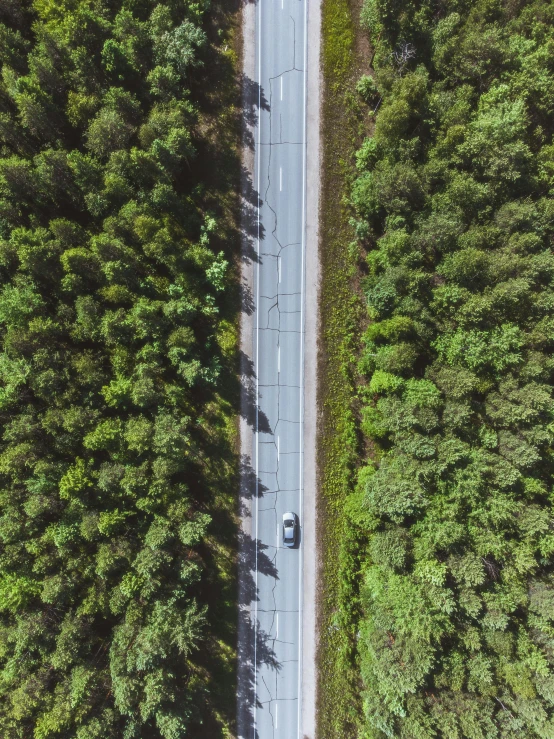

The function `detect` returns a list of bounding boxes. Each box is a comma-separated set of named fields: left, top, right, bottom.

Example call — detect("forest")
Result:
left=349, top=0, right=554, bottom=736
left=0, top=1, right=240, bottom=737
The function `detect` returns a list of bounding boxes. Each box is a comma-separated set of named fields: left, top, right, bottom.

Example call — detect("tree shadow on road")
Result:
left=237, top=528, right=282, bottom=739
left=240, top=351, right=273, bottom=436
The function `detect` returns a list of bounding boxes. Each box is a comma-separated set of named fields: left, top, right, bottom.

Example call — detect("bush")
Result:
left=356, top=74, right=379, bottom=104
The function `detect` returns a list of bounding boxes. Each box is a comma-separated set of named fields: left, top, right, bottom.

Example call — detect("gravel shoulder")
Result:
left=301, top=0, right=322, bottom=736
left=237, top=0, right=257, bottom=736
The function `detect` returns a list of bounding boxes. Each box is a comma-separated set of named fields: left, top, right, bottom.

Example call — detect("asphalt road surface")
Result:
left=245, top=0, right=308, bottom=736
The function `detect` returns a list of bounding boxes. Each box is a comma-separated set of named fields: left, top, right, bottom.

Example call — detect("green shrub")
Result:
left=356, top=74, right=379, bottom=104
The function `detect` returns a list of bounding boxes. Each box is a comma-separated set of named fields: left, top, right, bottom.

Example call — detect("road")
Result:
left=238, top=0, right=311, bottom=736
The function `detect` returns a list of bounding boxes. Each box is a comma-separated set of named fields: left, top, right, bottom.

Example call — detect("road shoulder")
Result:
left=237, top=0, right=257, bottom=736
left=302, top=0, right=322, bottom=737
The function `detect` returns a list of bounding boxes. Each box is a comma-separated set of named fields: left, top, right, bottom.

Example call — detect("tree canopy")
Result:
left=0, top=1, right=239, bottom=737
left=351, top=0, right=554, bottom=736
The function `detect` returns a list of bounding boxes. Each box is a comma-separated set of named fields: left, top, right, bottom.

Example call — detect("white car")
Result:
left=282, top=512, right=297, bottom=548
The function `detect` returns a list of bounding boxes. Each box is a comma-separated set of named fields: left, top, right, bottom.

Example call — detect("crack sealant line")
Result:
left=265, top=32, right=305, bottom=259
left=258, top=608, right=299, bottom=613
left=260, top=322, right=302, bottom=332
left=255, top=6, right=307, bottom=736
left=291, top=14, right=297, bottom=71
left=262, top=675, right=275, bottom=736
left=261, top=290, right=301, bottom=299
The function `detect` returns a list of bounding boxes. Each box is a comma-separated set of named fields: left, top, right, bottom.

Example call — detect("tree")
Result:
left=0, top=1, right=238, bottom=736
left=349, top=0, right=554, bottom=735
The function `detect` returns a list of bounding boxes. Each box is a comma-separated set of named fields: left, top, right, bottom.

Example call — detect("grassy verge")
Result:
left=316, top=0, right=369, bottom=736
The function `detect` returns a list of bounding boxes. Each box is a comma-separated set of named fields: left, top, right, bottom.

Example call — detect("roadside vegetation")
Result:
left=317, top=0, right=366, bottom=736
left=0, top=1, right=241, bottom=737
left=326, top=0, right=554, bottom=736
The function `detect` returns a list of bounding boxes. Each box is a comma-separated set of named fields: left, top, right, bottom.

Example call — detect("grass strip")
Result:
left=316, top=0, right=367, bottom=736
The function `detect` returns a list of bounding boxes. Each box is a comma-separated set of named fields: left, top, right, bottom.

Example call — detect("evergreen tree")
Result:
left=352, top=1, right=554, bottom=736
left=0, top=1, right=238, bottom=736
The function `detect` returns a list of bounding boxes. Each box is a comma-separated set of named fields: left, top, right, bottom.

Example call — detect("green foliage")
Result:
left=356, top=74, right=379, bottom=104
left=318, top=0, right=366, bottom=734
left=352, top=0, right=554, bottom=735
left=0, top=1, right=238, bottom=737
